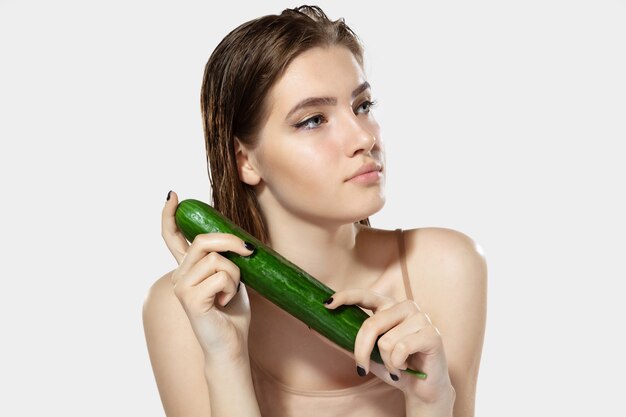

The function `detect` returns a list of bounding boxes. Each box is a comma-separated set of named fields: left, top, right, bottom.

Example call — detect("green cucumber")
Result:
left=175, top=198, right=426, bottom=379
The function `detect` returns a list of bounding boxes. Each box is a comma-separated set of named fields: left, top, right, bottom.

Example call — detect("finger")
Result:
left=323, top=289, right=396, bottom=314
left=177, top=232, right=254, bottom=279
left=178, top=251, right=241, bottom=287
left=179, top=270, right=238, bottom=315
left=389, top=325, right=446, bottom=374
left=377, top=312, right=431, bottom=376
left=179, top=252, right=242, bottom=306
left=353, top=300, right=418, bottom=374
left=195, top=270, right=239, bottom=310
left=161, top=190, right=189, bottom=264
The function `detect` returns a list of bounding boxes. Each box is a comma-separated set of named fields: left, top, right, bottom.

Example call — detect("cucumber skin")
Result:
left=174, top=199, right=385, bottom=364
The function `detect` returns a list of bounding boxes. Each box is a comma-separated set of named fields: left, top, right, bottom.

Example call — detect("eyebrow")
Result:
left=285, top=81, right=371, bottom=120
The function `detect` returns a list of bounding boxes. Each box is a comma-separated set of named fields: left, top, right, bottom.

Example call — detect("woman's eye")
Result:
left=356, top=99, right=377, bottom=114
left=295, top=115, right=326, bottom=130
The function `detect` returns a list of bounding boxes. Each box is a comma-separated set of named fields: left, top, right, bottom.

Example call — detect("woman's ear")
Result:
left=234, top=137, right=262, bottom=186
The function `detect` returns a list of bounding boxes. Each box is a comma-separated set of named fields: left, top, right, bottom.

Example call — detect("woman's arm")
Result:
left=143, top=272, right=262, bottom=417
left=404, top=386, right=456, bottom=417
left=404, top=228, right=488, bottom=417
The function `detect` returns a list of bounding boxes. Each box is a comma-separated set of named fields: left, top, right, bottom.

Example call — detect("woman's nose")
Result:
left=343, top=118, right=377, bottom=157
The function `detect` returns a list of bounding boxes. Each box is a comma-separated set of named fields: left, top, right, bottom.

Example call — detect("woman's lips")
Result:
left=346, top=162, right=383, bottom=182
left=347, top=169, right=382, bottom=184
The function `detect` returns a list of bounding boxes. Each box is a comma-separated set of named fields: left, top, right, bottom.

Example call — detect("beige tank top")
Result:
left=250, top=229, right=413, bottom=416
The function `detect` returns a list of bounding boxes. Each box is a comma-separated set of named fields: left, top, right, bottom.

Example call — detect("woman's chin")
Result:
left=350, top=196, right=386, bottom=223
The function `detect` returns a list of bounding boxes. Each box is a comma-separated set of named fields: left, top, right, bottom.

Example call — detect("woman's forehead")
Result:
left=266, top=46, right=368, bottom=115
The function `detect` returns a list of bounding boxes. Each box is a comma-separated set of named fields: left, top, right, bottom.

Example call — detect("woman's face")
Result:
left=242, top=46, right=386, bottom=225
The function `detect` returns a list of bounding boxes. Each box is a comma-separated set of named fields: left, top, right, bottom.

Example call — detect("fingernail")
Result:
left=357, top=365, right=367, bottom=377
left=390, top=373, right=399, bottom=382
left=243, top=241, right=255, bottom=253
left=323, top=297, right=333, bottom=305
left=237, top=282, right=241, bottom=293
left=166, top=190, right=172, bottom=201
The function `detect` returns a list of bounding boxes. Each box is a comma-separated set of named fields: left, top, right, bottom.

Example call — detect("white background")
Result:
left=1, top=0, right=625, bottom=415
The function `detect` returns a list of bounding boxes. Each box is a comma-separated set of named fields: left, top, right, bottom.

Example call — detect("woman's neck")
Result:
left=262, top=205, right=361, bottom=290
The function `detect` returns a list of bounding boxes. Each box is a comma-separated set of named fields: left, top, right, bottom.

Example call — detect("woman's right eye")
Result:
left=294, top=114, right=326, bottom=130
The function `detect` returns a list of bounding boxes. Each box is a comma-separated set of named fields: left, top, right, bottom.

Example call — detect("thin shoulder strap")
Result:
left=395, top=228, right=415, bottom=301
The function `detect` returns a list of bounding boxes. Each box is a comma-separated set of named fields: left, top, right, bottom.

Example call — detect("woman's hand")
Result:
left=324, top=289, right=455, bottom=409
left=161, top=191, right=255, bottom=365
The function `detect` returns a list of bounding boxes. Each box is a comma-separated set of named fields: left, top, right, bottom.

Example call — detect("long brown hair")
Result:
left=201, top=5, right=370, bottom=244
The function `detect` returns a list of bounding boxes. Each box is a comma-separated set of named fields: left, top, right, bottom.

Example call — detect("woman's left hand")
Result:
left=323, top=289, right=455, bottom=407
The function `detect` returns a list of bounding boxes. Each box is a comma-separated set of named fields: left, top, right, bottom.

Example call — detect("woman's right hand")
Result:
left=161, top=190, right=255, bottom=365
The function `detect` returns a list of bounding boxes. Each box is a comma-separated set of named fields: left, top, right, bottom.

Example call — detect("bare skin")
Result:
left=143, top=46, right=487, bottom=416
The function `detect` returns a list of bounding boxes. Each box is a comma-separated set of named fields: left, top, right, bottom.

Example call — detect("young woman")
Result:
left=143, top=5, right=487, bottom=417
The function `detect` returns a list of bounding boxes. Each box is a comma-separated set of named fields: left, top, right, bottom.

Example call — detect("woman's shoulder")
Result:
left=404, top=227, right=485, bottom=265
left=143, top=270, right=180, bottom=328
left=357, top=224, right=485, bottom=263
left=359, top=225, right=487, bottom=301
left=144, top=269, right=175, bottom=301
left=401, top=226, right=487, bottom=290
left=401, top=227, right=487, bottom=352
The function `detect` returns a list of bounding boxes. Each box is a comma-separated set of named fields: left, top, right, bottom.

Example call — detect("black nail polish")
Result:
left=357, top=366, right=366, bottom=377
left=323, top=297, right=333, bottom=305
left=243, top=241, right=255, bottom=252
left=390, top=373, right=399, bottom=381
left=166, top=190, right=172, bottom=201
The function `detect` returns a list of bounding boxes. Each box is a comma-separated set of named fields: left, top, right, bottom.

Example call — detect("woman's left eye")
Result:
left=355, top=99, right=377, bottom=114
